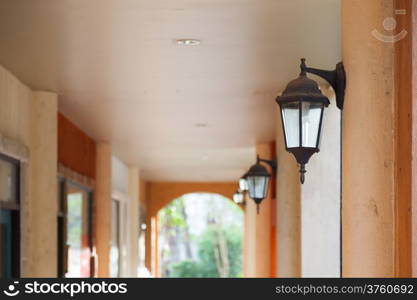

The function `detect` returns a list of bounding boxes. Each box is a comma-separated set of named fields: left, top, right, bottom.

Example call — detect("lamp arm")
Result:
left=258, top=157, right=277, bottom=172
left=300, top=58, right=346, bottom=110
left=302, top=66, right=337, bottom=91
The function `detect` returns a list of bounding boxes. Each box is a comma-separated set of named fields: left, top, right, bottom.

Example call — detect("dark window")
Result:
left=0, top=153, right=20, bottom=278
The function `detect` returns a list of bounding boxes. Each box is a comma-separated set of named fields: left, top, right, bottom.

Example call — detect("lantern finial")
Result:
left=300, top=164, right=306, bottom=184
left=300, top=58, right=307, bottom=75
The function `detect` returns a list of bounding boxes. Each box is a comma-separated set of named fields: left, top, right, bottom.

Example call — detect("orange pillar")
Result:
left=394, top=0, right=412, bottom=278
left=412, top=0, right=417, bottom=278
left=251, top=142, right=275, bottom=277
left=150, top=216, right=159, bottom=277
left=95, top=143, right=112, bottom=277
left=270, top=170, right=277, bottom=278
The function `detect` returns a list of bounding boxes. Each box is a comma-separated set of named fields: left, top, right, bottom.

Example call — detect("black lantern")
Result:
left=276, top=58, right=345, bottom=183
left=232, top=190, right=245, bottom=205
left=246, top=156, right=276, bottom=213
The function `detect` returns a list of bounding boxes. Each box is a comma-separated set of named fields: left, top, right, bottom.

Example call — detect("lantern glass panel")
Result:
left=301, top=102, right=324, bottom=148
left=233, top=192, right=244, bottom=204
left=239, top=177, right=248, bottom=191
left=247, top=175, right=269, bottom=200
left=281, top=102, right=300, bottom=148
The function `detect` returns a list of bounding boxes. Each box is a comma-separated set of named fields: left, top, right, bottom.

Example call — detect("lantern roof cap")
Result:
left=240, top=171, right=249, bottom=179
left=276, top=59, right=330, bottom=106
left=247, top=161, right=271, bottom=178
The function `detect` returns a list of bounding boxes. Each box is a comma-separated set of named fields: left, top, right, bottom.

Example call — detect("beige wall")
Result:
left=301, top=94, right=341, bottom=277
left=341, top=0, right=396, bottom=277
left=275, top=107, right=301, bottom=277
left=26, top=91, right=58, bottom=276
left=0, top=64, right=58, bottom=277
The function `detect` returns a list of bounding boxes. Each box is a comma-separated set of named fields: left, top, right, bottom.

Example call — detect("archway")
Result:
left=156, top=193, right=243, bottom=277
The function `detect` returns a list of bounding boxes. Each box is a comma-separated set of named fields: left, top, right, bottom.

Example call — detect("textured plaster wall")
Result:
left=342, top=0, right=396, bottom=277
left=0, top=64, right=58, bottom=276
left=301, top=95, right=341, bottom=277
left=276, top=107, right=301, bottom=277
left=27, top=91, right=58, bottom=276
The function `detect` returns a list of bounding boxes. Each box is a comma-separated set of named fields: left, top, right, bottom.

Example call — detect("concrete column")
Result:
left=342, top=0, right=396, bottom=277
left=276, top=108, right=301, bottom=277
left=301, top=94, right=341, bottom=277
left=95, top=143, right=112, bottom=277
left=23, top=91, right=57, bottom=277
left=128, top=166, right=140, bottom=277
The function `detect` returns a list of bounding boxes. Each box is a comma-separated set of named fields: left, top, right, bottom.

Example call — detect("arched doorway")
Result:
left=156, top=193, right=243, bottom=277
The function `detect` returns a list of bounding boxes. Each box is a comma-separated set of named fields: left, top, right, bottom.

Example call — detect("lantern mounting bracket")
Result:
left=256, top=155, right=277, bottom=173
left=300, top=58, right=346, bottom=110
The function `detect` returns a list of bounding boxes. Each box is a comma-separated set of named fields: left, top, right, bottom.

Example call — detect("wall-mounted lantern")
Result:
left=275, top=58, right=345, bottom=184
left=233, top=189, right=245, bottom=205
left=246, top=155, right=277, bottom=213
left=239, top=172, right=249, bottom=192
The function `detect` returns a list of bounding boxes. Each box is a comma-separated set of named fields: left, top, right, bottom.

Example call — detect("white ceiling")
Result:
left=0, top=0, right=340, bottom=181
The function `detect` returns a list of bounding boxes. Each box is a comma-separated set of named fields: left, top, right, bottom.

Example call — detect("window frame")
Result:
left=110, top=198, right=122, bottom=277
left=57, top=176, right=94, bottom=278
left=111, top=190, right=130, bottom=277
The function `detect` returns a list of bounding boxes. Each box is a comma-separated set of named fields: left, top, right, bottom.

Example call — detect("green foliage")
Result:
left=158, top=197, right=187, bottom=228
left=170, top=260, right=201, bottom=278
left=158, top=193, right=243, bottom=278
left=170, top=224, right=242, bottom=278
left=67, top=194, right=82, bottom=245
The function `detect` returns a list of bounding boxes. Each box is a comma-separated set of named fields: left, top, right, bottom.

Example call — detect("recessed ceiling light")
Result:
left=176, top=39, right=201, bottom=46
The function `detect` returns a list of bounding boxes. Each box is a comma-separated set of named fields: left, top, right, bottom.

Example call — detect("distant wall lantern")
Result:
left=239, top=172, right=249, bottom=192
left=233, top=190, right=245, bottom=205
left=276, top=58, right=346, bottom=183
left=246, top=155, right=277, bottom=213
